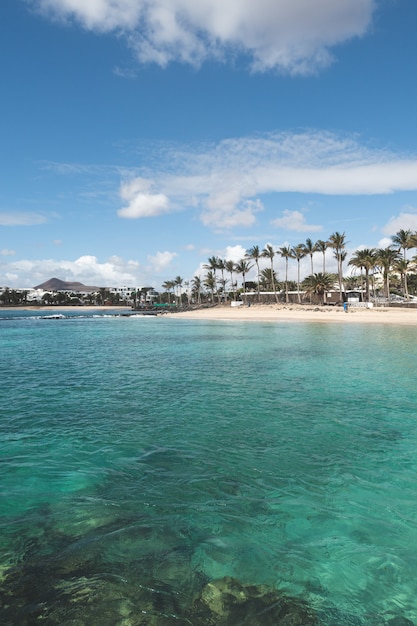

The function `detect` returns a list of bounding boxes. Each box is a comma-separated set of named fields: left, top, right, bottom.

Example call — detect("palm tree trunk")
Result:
left=256, top=261, right=260, bottom=303
left=365, top=269, right=370, bottom=302
left=285, top=259, right=289, bottom=303
left=297, top=260, right=301, bottom=303
left=270, top=259, right=278, bottom=303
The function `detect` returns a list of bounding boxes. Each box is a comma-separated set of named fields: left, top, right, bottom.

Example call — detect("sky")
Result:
left=1, top=0, right=417, bottom=289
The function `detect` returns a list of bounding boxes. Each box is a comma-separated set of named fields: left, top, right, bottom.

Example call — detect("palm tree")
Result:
left=315, top=239, right=329, bottom=273
left=375, top=247, right=401, bottom=299
left=393, top=258, right=410, bottom=299
left=203, top=270, right=216, bottom=303
left=174, top=276, right=183, bottom=307
left=225, top=260, right=236, bottom=300
left=279, top=245, right=292, bottom=304
left=290, top=244, right=306, bottom=304
left=259, top=267, right=279, bottom=292
left=246, top=245, right=262, bottom=303
left=392, top=229, right=413, bottom=261
left=329, top=231, right=347, bottom=301
left=191, top=275, right=202, bottom=305
left=262, top=244, right=279, bottom=303
left=204, top=256, right=220, bottom=303
left=235, top=259, right=253, bottom=304
left=348, top=248, right=376, bottom=302
left=162, top=280, right=175, bottom=304
left=302, top=273, right=335, bottom=305
left=303, top=238, right=317, bottom=275
left=217, top=258, right=227, bottom=303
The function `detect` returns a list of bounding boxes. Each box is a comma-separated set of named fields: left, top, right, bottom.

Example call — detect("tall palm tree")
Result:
left=204, top=256, right=220, bottom=303
left=329, top=231, right=347, bottom=301
left=302, top=273, right=335, bottom=305
left=174, top=276, right=183, bottom=307
left=279, top=245, right=292, bottom=303
left=262, top=244, right=279, bottom=303
left=302, top=238, right=317, bottom=302
left=162, top=280, right=175, bottom=305
left=191, top=275, right=202, bottom=305
left=217, top=258, right=227, bottom=303
left=348, top=248, right=376, bottom=302
left=290, top=244, right=306, bottom=304
left=392, top=229, right=413, bottom=260
left=246, top=245, right=262, bottom=303
left=375, top=247, right=401, bottom=299
left=235, top=259, right=253, bottom=304
left=315, top=239, right=329, bottom=273
left=224, top=260, right=236, bottom=300
left=393, top=258, right=410, bottom=299
left=303, top=238, right=317, bottom=275
left=203, top=270, right=216, bottom=303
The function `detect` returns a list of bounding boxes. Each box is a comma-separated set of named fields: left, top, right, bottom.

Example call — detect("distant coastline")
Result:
left=0, top=305, right=130, bottom=312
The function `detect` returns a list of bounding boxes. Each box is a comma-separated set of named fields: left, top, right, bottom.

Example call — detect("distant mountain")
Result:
left=34, top=278, right=101, bottom=292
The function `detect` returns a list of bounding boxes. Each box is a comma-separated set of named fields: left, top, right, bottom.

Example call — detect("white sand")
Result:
left=166, top=304, right=417, bottom=326
left=4, top=304, right=417, bottom=326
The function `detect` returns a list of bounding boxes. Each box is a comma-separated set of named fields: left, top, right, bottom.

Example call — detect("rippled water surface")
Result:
left=1, top=311, right=417, bottom=624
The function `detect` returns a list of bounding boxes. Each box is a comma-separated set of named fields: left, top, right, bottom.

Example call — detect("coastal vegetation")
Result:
left=164, top=228, right=417, bottom=307
left=2, top=229, right=417, bottom=308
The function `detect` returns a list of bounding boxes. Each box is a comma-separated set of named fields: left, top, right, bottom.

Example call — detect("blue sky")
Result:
left=2, top=0, right=417, bottom=289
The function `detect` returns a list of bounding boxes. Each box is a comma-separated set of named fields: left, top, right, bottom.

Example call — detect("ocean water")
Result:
left=1, top=310, right=417, bottom=625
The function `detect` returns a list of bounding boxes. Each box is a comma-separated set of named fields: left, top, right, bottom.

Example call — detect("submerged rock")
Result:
left=191, top=576, right=318, bottom=625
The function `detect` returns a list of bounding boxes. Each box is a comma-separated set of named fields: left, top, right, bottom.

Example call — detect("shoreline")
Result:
left=2, top=304, right=417, bottom=326
left=0, top=305, right=131, bottom=312
left=166, top=304, right=417, bottom=326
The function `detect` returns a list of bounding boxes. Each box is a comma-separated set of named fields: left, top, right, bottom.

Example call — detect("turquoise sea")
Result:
left=1, top=309, right=417, bottom=625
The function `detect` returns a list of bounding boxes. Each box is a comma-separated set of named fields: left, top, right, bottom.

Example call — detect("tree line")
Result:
left=162, top=229, right=417, bottom=306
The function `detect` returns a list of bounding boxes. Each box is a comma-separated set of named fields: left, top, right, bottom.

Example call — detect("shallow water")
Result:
left=1, top=312, right=417, bottom=624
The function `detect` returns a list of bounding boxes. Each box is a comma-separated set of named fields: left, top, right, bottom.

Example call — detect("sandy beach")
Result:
left=168, top=304, right=417, bottom=326
left=2, top=304, right=417, bottom=326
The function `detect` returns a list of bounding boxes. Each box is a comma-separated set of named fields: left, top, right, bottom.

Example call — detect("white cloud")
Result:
left=147, top=250, right=177, bottom=272
left=1, top=249, right=16, bottom=256
left=32, top=0, right=375, bottom=74
left=225, top=245, right=247, bottom=263
left=0, top=212, right=47, bottom=226
left=381, top=211, right=417, bottom=236
left=114, top=131, right=417, bottom=232
left=377, top=237, right=393, bottom=249
left=118, top=178, right=170, bottom=218
left=271, top=209, right=322, bottom=232
left=1, top=255, right=142, bottom=288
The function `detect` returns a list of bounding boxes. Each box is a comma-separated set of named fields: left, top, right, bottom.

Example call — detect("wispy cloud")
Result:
left=115, top=130, right=417, bottom=231
left=31, top=0, right=375, bottom=74
left=0, top=212, right=47, bottom=226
